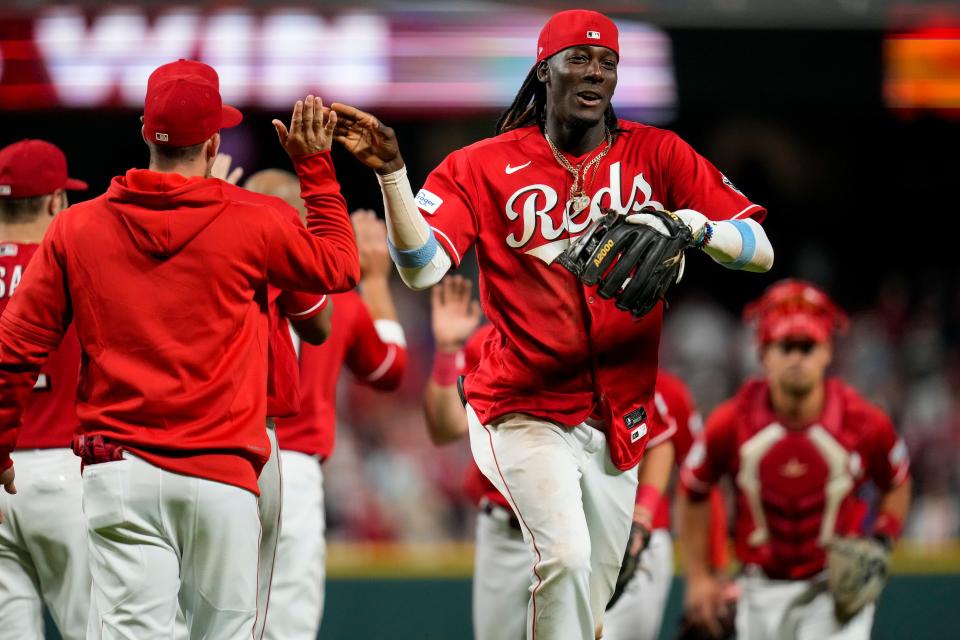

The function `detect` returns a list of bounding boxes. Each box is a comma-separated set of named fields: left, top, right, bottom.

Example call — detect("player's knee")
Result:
left=542, top=539, right=592, bottom=578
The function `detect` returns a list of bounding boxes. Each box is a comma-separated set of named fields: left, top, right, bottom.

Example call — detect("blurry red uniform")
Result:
left=0, top=242, right=80, bottom=448
left=420, top=120, right=765, bottom=469
left=681, top=378, right=910, bottom=579
left=274, top=290, right=406, bottom=458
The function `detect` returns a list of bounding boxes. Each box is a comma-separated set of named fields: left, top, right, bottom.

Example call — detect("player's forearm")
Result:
left=288, top=151, right=360, bottom=292
left=875, top=476, right=911, bottom=541
left=679, top=493, right=714, bottom=580
left=376, top=167, right=452, bottom=291
left=638, top=440, right=674, bottom=495
left=676, top=210, right=773, bottom=272
left=423, top=382, right=468, bottom=445
left=359, top=277, right=398, bottom=322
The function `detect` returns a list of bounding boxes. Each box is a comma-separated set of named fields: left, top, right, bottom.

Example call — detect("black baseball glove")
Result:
left=606, top=521, right=652, bottom=610
left=555, top=207, right=693, bottom=318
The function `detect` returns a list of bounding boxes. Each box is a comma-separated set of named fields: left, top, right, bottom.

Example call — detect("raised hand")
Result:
left=210, top=153, right=244, bottom=184
left=272, top=95, right=337, bottom=158
left=351, top=209, right=391, bottom=282
left=431, top=276, right=482, bottom=354
left=330, top=103, right=405, bottom=174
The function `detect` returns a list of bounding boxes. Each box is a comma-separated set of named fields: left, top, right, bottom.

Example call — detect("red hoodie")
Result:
left=0, top=151, right=358, bottom=494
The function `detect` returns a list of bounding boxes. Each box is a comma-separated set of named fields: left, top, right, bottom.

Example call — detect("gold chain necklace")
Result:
left=544, top=129, right=613, bottom=215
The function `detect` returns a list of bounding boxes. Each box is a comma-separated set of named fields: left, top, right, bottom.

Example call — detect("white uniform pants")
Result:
left=0, top=449, right=89, bottom=640
left=473, top=507, right=532, bottom=640
left=467, top=406, right=639, bottom=640
left=736, top=568, right=875, bottom=640
left=263, top=449, right=325, bottom=640
left=83, top=453, right=260, bottom=640
left=601, top=530, right=674, bottom=640
left=253, top=427, right=283, bottom=639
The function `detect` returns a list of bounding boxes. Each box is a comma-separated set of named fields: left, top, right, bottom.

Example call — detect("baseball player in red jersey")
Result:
left=206, top=154, right=333, bottom=640
left=248, top=172, right=408, bottom=640
left=679, top=280, right=912, bottom=640
left=424, top=276, right=716, bottom=640
left=0, top=140, right=88, bottom=640
left=332, top=9, right=773, bottom=638
left=0, top=60, right=359, bottom=639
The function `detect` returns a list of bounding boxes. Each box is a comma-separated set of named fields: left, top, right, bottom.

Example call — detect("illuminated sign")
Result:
left=0, top=8, right=676, bottom=119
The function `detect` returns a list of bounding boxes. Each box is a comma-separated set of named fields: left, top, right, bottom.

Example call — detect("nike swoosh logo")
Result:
left=505, top=161, right=532, bottom=175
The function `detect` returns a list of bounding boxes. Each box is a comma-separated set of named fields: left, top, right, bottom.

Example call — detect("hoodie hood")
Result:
left=107, top=169, right=228, bottom=258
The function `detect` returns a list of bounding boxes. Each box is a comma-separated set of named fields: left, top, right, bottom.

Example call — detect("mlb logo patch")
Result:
left=155, top=132, right=169, bottom=142
left=0, top=244, right=18, bottom=257
left=630, top=423, right=647, bottom=443
left=587, top=30, right=601, bottom=39
left=0, top=185, right=10, bottom=196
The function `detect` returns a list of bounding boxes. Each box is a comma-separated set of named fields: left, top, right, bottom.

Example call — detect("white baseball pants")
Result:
left=736, top=568, right=874, bottom=640
left=0, top=448, right=89, bottom=640
left=83, top=452, right=260, bottom=640
left=263, top=449, right=325, bottom=640
left=473, top=506, right=532, bottom=640
left=601, top=530, right=674, bottom=640
left=253, top=427, right=283, bottom=639
left=467, top=406, right=639, bottom=640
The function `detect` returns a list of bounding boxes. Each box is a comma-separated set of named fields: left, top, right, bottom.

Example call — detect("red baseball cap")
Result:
left=743, top=279, right=849, bottom=345
left=143, top=59, right=242, bottom=147
left=536, top=10, right=620, bottom=63
left=0, top=139, right=87, bottom=198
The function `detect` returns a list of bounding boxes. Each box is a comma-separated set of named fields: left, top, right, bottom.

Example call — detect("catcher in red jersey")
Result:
left=332, top=9, right=773, bottom=638
left=248, top=170, right=408, bottom=640
left=0, top=139, right=88, bottom=640
left=679, top=280, right=912, bottom=640
left=0, top=60, right=359, bottom=640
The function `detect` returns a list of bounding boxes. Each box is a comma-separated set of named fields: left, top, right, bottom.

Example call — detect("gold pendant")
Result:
left=570, top=194, right=590, bottom=215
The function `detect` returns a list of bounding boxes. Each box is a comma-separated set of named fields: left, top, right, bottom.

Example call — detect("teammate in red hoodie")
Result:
left=0, top=139, right=89, bottom=640
left=0, top=60, right=359, bottom=640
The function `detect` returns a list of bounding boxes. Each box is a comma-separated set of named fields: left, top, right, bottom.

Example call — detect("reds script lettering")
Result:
left=504, top=162, right=665, bottom=264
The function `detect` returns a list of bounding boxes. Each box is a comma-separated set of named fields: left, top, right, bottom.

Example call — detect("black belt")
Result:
left=479, top=499, right=523, bottom=533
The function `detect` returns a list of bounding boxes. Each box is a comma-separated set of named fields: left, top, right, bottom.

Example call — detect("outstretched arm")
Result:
left=675, top=209, right=774, bottom=273
left=423, top=276, right=482, bottom=445
left=331, top=103, right=452, bottom=290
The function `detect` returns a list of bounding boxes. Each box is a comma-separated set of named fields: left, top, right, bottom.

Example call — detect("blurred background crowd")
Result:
left=2, top=0, right=958, bottom=551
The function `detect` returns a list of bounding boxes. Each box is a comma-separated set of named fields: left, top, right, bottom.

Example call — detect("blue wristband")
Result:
left=387, top=232, right=439, bottom=269
left=722, top=220, right=757, bottom=270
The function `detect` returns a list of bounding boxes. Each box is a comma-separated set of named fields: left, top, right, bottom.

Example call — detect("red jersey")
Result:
left=219, top=182, right=327, bottom=419
left=275, top=290, right=406, bottom=458
left=681, top=378, right=910, bottom=580
left=0, top=151, right=360, bottom=493
left=418, top=120, right=766, bottom=470
left=0, top=242, right=80, bottom=449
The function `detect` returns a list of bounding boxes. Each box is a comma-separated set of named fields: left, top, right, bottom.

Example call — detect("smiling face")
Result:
left=538, top=45, right=618, bottom=129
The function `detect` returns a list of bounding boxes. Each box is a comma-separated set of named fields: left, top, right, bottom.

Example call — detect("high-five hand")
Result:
left=330, top=103, right=405, bottom=175
left=431, top=276, right=482, bottom=354
left=0, top=464, right=16, bottom=524
left=273, top=95, right=337, bottom=158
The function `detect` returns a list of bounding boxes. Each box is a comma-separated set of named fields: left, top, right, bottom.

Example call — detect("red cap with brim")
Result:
left=143, top=59, right=242, bottom=147
left=0, top=139, right=87, bottom=198
left=760, top=312, right=832, bottom=345
left=536, top=10, right=620, bottom=63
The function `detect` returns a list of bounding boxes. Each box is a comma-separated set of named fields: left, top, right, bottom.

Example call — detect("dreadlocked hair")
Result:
left=496, top=64, right=620, bottom=136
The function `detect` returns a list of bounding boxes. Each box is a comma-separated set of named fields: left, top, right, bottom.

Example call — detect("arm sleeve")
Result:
left=863, top=408, right=911, bottom=491
left=0, top=218, right=71, bottom=467
left=664, top=133, right=767, bottom=222
left=264, top=151, right=360, bottom=294
left=680, top=401, right=737, bottom=501
left=278, top=290, right=328, bottom=319
left=345, top=302, right=406, bottom=391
